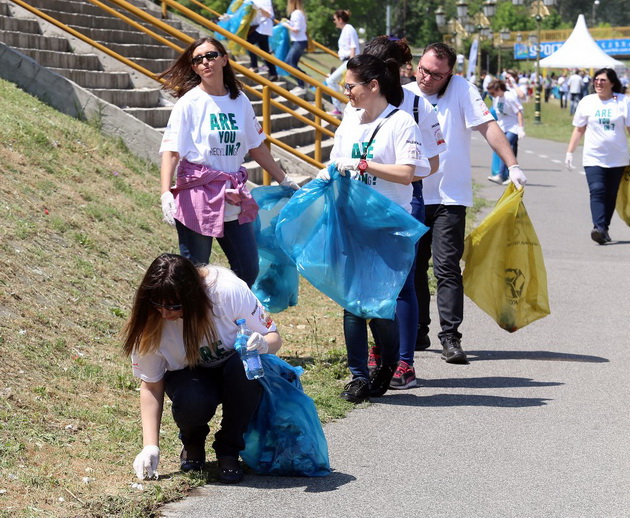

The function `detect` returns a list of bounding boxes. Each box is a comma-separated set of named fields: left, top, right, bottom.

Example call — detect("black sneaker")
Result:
left=591, top=226, right=607, bottom=245
left=369, top=364, right=397, bottom=397
left=340, top=378, right=370, bottom=404
left=415, top=332, right=431, bottom=351
left=367, top=345, right=381, bottom=377
left=440, top=335, right=468, bottom=364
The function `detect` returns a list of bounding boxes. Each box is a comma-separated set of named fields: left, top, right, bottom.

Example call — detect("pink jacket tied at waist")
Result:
left=172, top=159, right=259, bottom=237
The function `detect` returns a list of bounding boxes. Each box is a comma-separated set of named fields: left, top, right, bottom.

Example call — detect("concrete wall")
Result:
left=0, top=42, right=162, bottom=164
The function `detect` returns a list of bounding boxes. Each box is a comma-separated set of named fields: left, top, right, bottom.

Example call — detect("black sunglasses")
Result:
left=150, top=300, right=183, bottom=311
left=191, top=51, right=221, bottom=65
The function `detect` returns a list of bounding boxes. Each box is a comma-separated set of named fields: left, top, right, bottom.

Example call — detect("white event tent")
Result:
left=539, top=14, right=625, bottom=70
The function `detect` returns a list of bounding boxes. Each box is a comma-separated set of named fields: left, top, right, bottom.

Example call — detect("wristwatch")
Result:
left=358, top=159, right=368, bottom=173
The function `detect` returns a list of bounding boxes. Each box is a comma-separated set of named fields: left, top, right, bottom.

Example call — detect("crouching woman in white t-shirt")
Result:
left=317, top=54, right=430, bottom=404
left=158, top=38, right=298, bottom=286
left=565, top=67, right=630, bottom=244
left=125, top=253, right=282, bottom=484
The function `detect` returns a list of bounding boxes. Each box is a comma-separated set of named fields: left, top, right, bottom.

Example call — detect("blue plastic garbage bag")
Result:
left=251, top=185, right=299, bottom=313
left=275, top=164, right=428, bottom=319
left=270, top=24, right=291, bottom=76
left=241, top=355, right=331, bottom=477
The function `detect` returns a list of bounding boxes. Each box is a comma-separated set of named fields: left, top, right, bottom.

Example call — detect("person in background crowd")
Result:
left=412, top=43, right=526, bottom=365
left=125, top=254, right=282, bottom=484
left=318, top=53, right=430, bottom=403
left=568, top=68, right=584, bottom=115
left=282, top=0, right=309, bottom=95
left=481, top=70, right=493, bottom=101
left=558, top=72, right=569, bottom=108
left=487, top=79, right=525, bottom=185
left=565, top=67, right=630, bottom=244
left=400, top=62, right=415, bottom=85
left=247, top=0, right=279, bottom=81
left=158, top=38, right=297, bottom=287
left=325, top=9, right=360, bottom=115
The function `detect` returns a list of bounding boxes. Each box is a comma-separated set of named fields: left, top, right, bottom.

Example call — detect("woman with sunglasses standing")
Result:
left=317, top=54, right=430, bottom=403
left=565, top=68, right=630, bottom=244
left=158, top=38, right=298, bottom=286
left=126, top=253, right=282, bottom=483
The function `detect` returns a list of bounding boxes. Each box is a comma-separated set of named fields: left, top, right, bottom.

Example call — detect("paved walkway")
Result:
left=161, top=134, right=630, bottom=518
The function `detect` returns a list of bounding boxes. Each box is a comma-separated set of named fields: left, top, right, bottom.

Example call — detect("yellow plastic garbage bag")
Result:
left=615, top=165, right=630, bottom=226
left=462, top=184, right=550, bottom=333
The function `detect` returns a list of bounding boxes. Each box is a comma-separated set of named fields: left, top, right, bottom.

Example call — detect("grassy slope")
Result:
left=0, top=78, right=351, bottom=517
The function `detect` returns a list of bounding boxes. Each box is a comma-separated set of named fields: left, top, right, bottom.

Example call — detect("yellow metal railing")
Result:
left=161, top=0, right=339, bottom=74
left=10, top=0, right=344, bottom=181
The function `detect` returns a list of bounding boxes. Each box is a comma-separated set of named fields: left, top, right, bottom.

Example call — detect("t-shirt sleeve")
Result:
left=461, top=81, right=494, bottom=129
left=243, top=96, right=266, bottom=151
left=393, top=116, right=431, bottom=176
left=215, top=271, right=277, bottom=336
left=131, top=350, right=167, bottom=383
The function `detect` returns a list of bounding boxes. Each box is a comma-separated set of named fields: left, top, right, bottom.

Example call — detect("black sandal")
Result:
left=217, top=457, right=244, bottom=484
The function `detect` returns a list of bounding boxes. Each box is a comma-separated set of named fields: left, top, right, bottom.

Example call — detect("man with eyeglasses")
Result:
left=405, top=42, right=526, bottom=364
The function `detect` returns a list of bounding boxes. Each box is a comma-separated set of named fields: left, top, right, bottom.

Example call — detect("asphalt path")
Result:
left=161, top=131, right=630, bottom=518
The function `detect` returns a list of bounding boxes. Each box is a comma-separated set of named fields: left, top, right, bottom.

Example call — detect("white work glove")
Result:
left=160, top=191, right=176, bottom=227
left=133, top=445, right=160, bottom=480
left=280, top=175, right=299, bottom=190
left=565, top=152, right=574, bottom=171
left=508, top=165, right=527, bottom=189
left=316, top=168, right=331, bottom=181
left=516, top=127, right=526, bottom=139
left=246, top=332, right=269, bottom=354
left=334, top=158, right=360, bottom=175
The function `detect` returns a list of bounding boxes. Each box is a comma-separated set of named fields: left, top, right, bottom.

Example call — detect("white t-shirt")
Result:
left=416, top=75, right=494, bottom=207
left=160, top=87, right=265, bottom=172
left=131, top=267, right=277, bottom=382
left=338, top=24, right=360, bottom=60
left=573, top=93, right=630, bottom=168
left=252, top=0, right=274, bottom=36
left=287, top=10, right=307, bottom=42
left=402, top=84, right=447, bottom=160
left=567, top=73, right=583, bottom=94
left=492, top=90, right=523, bottom=134
left=330, top=104, right=429, bottom=213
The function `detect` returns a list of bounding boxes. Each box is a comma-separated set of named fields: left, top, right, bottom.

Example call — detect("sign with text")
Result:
left=514, top=38, right=630, bottom=60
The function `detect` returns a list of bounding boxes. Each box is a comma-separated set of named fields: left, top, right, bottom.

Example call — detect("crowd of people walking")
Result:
left=124, top=5, right=630, bottom=486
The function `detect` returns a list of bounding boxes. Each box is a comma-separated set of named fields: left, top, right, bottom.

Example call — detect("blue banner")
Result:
left=514, top=38, right=630, bottom=60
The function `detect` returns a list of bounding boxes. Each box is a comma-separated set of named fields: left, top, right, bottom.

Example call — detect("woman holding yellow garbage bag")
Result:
left=565, top=67, right=630, bottom=245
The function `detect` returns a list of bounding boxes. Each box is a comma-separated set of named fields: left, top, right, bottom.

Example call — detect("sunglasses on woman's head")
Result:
left=150, top=300, right=183, bottom=311
left=191, top=51, right=221, bottom=65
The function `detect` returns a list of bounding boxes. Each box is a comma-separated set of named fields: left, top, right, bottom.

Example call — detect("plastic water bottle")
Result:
left=234, top=318, right=264, bottom=380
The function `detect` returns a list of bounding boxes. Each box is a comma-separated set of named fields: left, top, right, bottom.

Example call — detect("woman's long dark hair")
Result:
left=346, top=54, right=403, bottom=107
left=593, top=68, right=622, bottom=94
left=122, top=254, right=217, bottom=366
left=158, top=37, right=242, bottom=99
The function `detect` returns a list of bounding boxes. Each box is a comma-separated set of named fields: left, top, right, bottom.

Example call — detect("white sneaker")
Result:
left=487, top=175, right=503, bottom=184
left=502, top=178, right=511, bottom=185
left=290, top=86, right=305, bottom=95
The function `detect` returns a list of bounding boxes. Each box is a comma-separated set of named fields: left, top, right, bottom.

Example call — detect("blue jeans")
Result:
left=497, top=131, right=519, bottom=181
left=175, top=219, right=259, bottom=287
left=284, top=40, right=307, bottom=87
left=164, top=353, right=262, bottom=459
left=584, top=165, right=625, bottom=230
left=415, top=204, right=467, bottom=341
left=570, top=93, right=581, bottom=115
left=343, top=310, right=399, bottom=381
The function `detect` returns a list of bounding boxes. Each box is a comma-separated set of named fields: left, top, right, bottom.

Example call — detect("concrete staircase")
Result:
left=0, top=0, right=334, bottom=183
